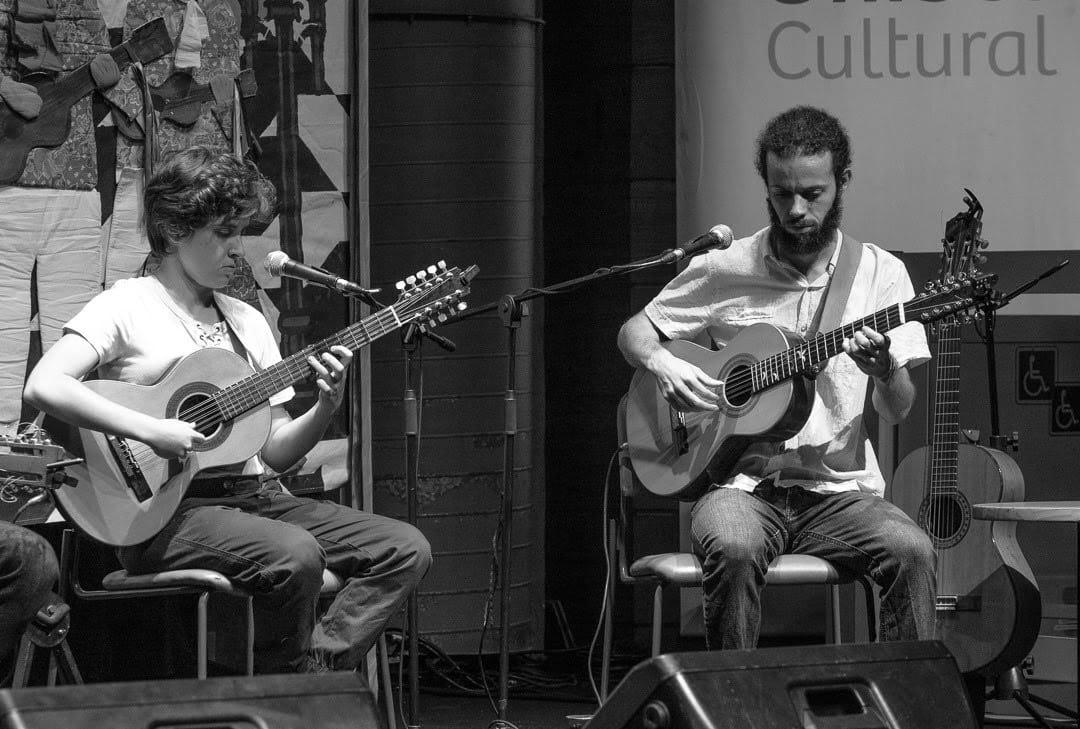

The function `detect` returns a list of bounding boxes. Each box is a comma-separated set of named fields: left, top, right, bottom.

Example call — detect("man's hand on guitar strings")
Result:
left=842, top=326, right=894, bottom=380
left=307, top=344, right=354, bottom=409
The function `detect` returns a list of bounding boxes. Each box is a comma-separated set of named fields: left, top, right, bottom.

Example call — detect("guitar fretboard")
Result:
left=209, top=305, right=406, bottom=422
left=929, top=322, right=961, bottom=495
left=750, top=303, right=906, bottom=391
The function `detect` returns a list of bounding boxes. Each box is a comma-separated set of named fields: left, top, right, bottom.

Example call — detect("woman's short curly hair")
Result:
left=143, top=146, right=277, bottom=256
left=754, top=106, right=852, bottom=186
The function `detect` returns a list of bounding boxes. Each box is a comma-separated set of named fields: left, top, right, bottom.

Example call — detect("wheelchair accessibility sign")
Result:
left=1016, top=348, right=1055, bottom=403
left=1051, top=383, right=1080, bottom=436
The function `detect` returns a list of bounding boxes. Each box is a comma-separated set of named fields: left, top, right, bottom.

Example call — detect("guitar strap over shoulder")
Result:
left=811, top=232, right=864, bottom=335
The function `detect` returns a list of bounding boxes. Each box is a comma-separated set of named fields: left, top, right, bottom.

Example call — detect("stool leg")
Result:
left=197, top=592, right=209, bottom=679
left=826, top=585, right=841, bottom=644
left=651, top=584, right=663, bottom=657
left=378, top=633, right=395, bottom=729
left=245, top=597, right=254, bottom=676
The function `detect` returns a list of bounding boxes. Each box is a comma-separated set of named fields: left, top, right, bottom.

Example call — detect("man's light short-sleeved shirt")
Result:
left=644, top=227, right=930, bottom=496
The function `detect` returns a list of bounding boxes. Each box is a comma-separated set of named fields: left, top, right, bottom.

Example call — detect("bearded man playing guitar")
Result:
left=618, top=106, right=936, bottom=650
left=24, top=147, right=431, bottom=674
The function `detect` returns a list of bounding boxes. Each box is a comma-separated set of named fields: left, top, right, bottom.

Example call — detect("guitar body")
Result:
left=54, top=349, right=272, bottom=546
left=0, top=71, right=76, bottom=184
left=151, top=70, right=212, bottom=127
left=625, top=324, right=813, bottom=500
left=891, top=443, right=1040, bottom=676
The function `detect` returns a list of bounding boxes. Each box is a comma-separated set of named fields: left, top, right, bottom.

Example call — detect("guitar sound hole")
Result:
left=177, top=393, right=222, bottom=442
left=724, top=364, right=753, bottom=407
left=919, top=494, right=971, bottom=548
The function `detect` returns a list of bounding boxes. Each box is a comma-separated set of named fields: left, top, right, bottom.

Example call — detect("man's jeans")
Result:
left=0, top=522, right=59, bottom=669
left=690, top=479, right=936, bottom=650
left=118, top=485, right=431, bottom=672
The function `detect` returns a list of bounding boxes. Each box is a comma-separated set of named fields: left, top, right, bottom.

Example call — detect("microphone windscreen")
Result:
left=264, top=250, right=290, bottom=276
left=709, top=224, right=734, bottom=249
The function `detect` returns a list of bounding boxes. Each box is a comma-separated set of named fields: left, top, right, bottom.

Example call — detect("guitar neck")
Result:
left=929, top=322, right=961, bottom=494
left=50, top=42, right=139, bottom=105
left=162, top=85, right=215, bottom=110
left=213, top=304, right=406, bottom=420
left=752, top=302, right=905, bottom=391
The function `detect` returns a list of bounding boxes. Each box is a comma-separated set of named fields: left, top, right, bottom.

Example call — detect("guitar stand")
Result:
left=987, top=666, right=1077, bottom=729
left=974, top=257, right=1075, bottom=728
left=12, top=597, right=83, bottom=687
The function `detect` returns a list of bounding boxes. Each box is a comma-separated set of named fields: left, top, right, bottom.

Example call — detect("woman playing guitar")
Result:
left=24, top=146, right=432, bottom=674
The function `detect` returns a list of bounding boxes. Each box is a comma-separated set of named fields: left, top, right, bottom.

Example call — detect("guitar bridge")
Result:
left=670, top=409, right=689, bottom=456
left=935, top=595, right=981, bottom=612
left=106, top=435, right=152, bottom=502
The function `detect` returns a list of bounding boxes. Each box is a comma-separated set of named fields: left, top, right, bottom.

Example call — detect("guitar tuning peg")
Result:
left=437, top=260, right=446, bottom=270
left=457, top=301, right=467, bottom=311
left=438, top=313, right=448, bottom=323
left=427, top=265, right=437, bottom=275
left=395, top=280, right=405, bottom=291
left=416, top=270, right=427, bottom=280
left=406, top=275, right=417, bottom=286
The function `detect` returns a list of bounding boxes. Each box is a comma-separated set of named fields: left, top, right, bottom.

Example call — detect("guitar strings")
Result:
left=716, top=304, right=914, bottom=401
left=126, top=292, right=933, bottom=465
left=928, top=321, right=961, bottom=562
left=121, top=308, right=404, bottom=460
left=121, top=292, right=441, bottom=462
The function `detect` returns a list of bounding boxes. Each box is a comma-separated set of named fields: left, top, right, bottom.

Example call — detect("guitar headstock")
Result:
left=393, top=261, right=479, bottom=331
left=129, top=18, right=175, bottom=64
left=927, top=188, right=991, bottom=328
left=909, top=270, right=998, bottom=326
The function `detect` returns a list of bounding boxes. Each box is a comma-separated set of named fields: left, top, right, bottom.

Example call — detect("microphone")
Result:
left=658, top=224, right=734, bottom=264
left=263, top=251, right=380, bottom=297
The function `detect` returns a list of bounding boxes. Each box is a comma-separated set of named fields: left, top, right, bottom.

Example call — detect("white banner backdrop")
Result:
left=676, top=0, right=1079, bottom=255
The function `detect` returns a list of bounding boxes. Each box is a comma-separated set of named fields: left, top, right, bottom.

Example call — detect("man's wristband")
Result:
left=874, top=355, right=898, bottom=383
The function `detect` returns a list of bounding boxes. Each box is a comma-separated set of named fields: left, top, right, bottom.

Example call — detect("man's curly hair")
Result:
left=754, top=106, right=852, bottom=186
left=143, top=146, right=277, bottom=256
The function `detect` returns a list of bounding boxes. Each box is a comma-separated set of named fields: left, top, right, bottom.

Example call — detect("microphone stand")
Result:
left=446, top=248, right=691, bottom=724
left=399, top=320, right=454, bottom=729
left=344, top=286, right=454, bottom=729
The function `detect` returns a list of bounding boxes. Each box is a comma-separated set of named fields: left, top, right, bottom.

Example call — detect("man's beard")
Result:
left=767, top=190, right=843, bottom=257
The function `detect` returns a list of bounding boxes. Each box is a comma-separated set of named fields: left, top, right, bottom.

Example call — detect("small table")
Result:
left=973, top=501, right=1080, bottom=725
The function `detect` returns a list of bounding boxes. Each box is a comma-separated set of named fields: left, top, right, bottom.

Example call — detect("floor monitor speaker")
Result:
left=588, top=640, right=976, bottom=729
left=0, top=672, right=383, bottom=729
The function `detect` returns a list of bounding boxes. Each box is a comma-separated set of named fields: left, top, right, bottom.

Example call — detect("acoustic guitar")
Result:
left=152, top=69, right=257, bottom=128
left=625, top=271, right=998, bottom=500
left=53, top=262, right=477, bottom=546
left=0, top=18, right=173, bottom=185
left=891, top=192, right=1040, bottom=677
